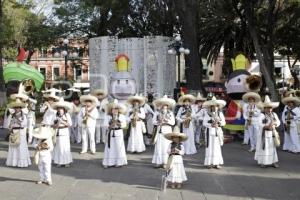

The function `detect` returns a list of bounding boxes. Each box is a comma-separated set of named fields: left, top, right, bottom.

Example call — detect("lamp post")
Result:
left=168, top=35, right=190, bottom=88
left=62, top=39, right=69, bottom=80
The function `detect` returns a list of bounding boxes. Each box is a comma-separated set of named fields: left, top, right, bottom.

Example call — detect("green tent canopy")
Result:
left=4, top=62, right=44, bottom=91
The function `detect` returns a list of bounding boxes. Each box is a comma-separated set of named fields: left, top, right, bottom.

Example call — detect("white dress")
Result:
left=103, top=114, right=127, bottom=166
left=255, top=112, right=280, bottom=165
left=6, top=112, right=31, bottom=167
left=176, top=106, right=197, bottom=155
left=142, top=103, right=155, bottom=145
left=152, top=110, right=175, bottom=165
left=192, top=105, right=206, bottom=144
left=127, top=107, right=146, bottom=153
left=166, top=143, right=187, bottom=183
left=203, top=111, right=226, bottom=166
left=281, top=106, right=300, bottom=153
left=52, top=113, right=73, bottom=165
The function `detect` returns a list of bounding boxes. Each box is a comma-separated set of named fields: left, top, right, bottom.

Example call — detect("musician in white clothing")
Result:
left=176, top=94, right=197, bottom=155
left=242, top=92, right=261, bottom=152
left=192, top=93, right=207, bottom=146
left=255, top=95, right=280, bottom=168
left=281, top=94, right=300, bottom=153
left=92, top=89, right=109, bottom=144
left=203, top=96, right=226, bottom=169
left=78, top=94, right=99, bottom=154
left=127, top=94, right=146, bottom=153
left=6, top=99, right=31, bottom=168
left=151, top=95, right=176, bottom=168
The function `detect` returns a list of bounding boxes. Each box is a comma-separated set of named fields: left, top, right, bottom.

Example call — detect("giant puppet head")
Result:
left=224, top=53, right=262, bottom=132
left=109, top=54, right=137, bottom=101
left=225, top=54, right=261, bottom=99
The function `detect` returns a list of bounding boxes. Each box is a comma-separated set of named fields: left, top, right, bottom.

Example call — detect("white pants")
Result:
left=38, top=151, right=52, bottom=182
left=243, top=129, right=250, bottom=144
left=82, top=126, right=96, bottom=153
left=27, top=116, right=35, bottom=143
left=95, top=121, right=106, bottom=143
left=247, top=124, right=259, bottom=149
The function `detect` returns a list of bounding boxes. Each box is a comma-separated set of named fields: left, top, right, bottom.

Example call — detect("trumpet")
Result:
left=245, top=106, right=254, bottom=130
left=183, top=107, right=192, bottom=128
left=131, top=107, right=139, bottom=128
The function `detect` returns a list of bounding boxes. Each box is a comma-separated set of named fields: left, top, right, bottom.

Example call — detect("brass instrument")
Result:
left=285, top=108, right=292, bottom=134
left=19, top=79, right=35, bottom=95
left=183, top=107, right=192, bottom=128
left=245, top=105, right=254, bottom=130
left=109, top=114, right=120, bottom=129
left=131, top=107, right=139, bottom=128
left=246, top=74, right=262, bottom=91
left=82, top=106, right=93, bottom=126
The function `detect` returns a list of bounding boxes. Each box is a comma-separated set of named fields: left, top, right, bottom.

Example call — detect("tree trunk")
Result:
left=243, top=1, right=279, bottom=101
left=174, top=0, right=204, bottom=92
left=0, top=0, right=5, bottom=92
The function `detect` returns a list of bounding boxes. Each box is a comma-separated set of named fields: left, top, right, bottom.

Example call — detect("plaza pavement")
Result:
left=0, top=129, right=299, bottom=200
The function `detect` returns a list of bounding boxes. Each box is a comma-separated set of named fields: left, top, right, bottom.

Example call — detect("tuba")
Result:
left=246, top=74, right=262, bottom=91
left=19, top=79, right=35, bottom=95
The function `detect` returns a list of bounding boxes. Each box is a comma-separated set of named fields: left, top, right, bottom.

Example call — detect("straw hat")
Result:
left=178, top=94, right=196, bottom=105
left=52, top=97, right=72, bottom=110
left=281, top=94, right=300, bottom=106
left=92, top=89, right=107, bottom=97
left=32, top=126, right=54, bottom=139
left=106, top=99, right=127, bottom=114
left=203, top=96, right=226, bottom=108
left=195, top=93, right=206, bottom=102
left=127, top=94, right=145, bottom=105
left=257, top=95, right=279, bottom=109
left=7, top=98, right=26, bottom=108
left=164, top=126, right=188, bottom=142
left=242, top=92, right=261, bottom=103
left=80, top=94, right=98, bottom=107
left=153, top=95, right=176, bottom=109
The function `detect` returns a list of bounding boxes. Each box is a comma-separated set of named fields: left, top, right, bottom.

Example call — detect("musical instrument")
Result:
left=182, top=107, right=192, bottom=128
left=285, top=108, right=293, bottom=134
left=131, top=107, right=139, bottom=128
left=20, top=79, right=35, bottom=95
left=245, top=105, right=254, bottom=130
left=82, top=105, right=94, bottom=126
left=246, top=74, right=262, bottom=91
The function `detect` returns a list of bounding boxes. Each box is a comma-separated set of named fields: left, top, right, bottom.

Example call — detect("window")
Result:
left=38, top=66, right=47, bottom=78
left=52, top=66, right=60, bottom=80
left=74, top=65, right=82, bottom=81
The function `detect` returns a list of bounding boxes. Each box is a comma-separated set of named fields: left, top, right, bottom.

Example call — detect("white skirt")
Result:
left=103, top=129, right=127, bottom=166
left=127, top=121, right=146, bottom=153
left=255, top=130, right=278, bottom=165
left=204, top=130, right=224, bottom=166
left=6, top=129, right=31, bottom=167
left=167, top=155, right=187, bottom=183
left=182, top=125, right=197, bottom=155
left=53, top=128, right=73, bottom=165
left=152, top=132, right=171, bottom=165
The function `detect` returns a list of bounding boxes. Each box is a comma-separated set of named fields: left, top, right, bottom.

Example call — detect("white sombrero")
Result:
left=92, top=89, right=107, bottom=97
left=80, top=94, right=98, bottom=106
left=153, top=95, right=176, bottom=109
left=7, top=98, right=27, bottom=109
left=106, top=99, right=127, bottom=114
left=32, top=126, right=54, bottom=139
left=164, top=126, right=188, bottom=142
left=52, top=97, right=72, bottom=110
left=257, top=95, right=279, bottom=109
left=281, top=94, right=300, bottom=106
left=127, top=94, right=146, bottom=105
left=43, top=89, right=61, bottom=101
left=195, top=93, right=206, bottom=102
left=203, top=96, right=226, bottom=108
left=178, top=94, right=196, bottom=105
left=242, top=92, right=261, bottom=103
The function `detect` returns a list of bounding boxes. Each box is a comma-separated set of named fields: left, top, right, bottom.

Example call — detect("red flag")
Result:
left=17, top=47, right=26, bottom=62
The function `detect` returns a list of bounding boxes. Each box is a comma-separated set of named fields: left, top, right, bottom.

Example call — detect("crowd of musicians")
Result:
left=2, top=86, right=300, bottom=188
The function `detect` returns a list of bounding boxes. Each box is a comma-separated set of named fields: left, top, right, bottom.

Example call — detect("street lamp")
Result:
left=168, top=34, right=190, bottom=88
left=63, top=39, right=69, bottom=80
